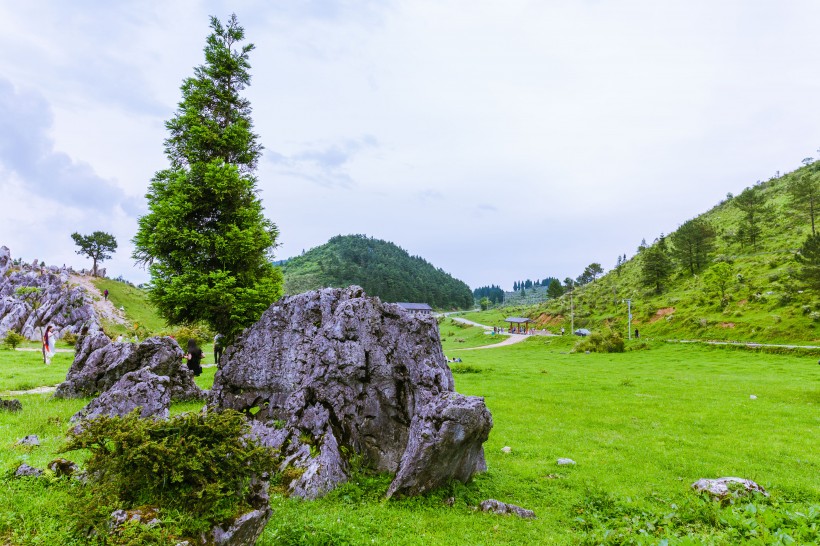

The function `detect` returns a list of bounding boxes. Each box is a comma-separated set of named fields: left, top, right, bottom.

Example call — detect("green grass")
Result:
left=92, top=278, right=168, bottom=335
left=0, top=350, right=73, bottom=392
left=439, top=319, right=506, bottom=352
left=0, top=338, right=817, bottom=544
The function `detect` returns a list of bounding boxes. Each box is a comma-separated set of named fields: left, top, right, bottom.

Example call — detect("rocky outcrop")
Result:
left=692, top=477, right=769, bottom=500
left=55, top=333, right=203, bottom=401
left=71, top=368, right=172, bottom=425
left=210, top=286, right=492, bottom=499
left=0, top=398, right=22, bottom=412
left=0, top=246, right=100, bottom=340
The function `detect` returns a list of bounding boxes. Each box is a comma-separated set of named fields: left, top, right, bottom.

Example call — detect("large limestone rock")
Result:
left=71, top=368, right=172, bottom=424
left=55, top=333, right=203, bottom=401
left=0, top=245, right=100, bottom=340
left=210, top=286, right=492, bottom=499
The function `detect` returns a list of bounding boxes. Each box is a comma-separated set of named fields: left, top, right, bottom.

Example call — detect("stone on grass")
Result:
left=47, top=458, right=80, bottom=477
left=692, top=477, right=769, bottom=499
left=501, top=446, right=512, bottom=453
left=71, top=368, right=172, bottom=425
left=479, top=499, right=536, bottom=519
left=210, top=506, right=273, bottom=546
left=14, top=463, right=43, bottom=477
left=750, top=394, right=757, bottom=400
left=109, top=507, right=160, bottom=531
left=557, top=458, right=576, bottom=466
left=15, top=434, right=39, bottom=447
left=0, top=398, right=22, bottom=412
left=210, top=286, right=492, bottom=500
left=55, top=333, right=203, bottom=402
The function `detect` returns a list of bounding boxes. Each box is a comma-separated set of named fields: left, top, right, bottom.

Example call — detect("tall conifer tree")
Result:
left=133, top=14, right=282, bottom=338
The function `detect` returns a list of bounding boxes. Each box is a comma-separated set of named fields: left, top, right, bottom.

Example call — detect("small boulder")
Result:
left=71, top=368, right=172, bottom=425
left=479, top=499, right=536, bottom=519
left=14, top=463, right=43, bottom=477
left=692, top=477, right=769, bottom=499
left=48, top=458, right=80, bottom=477
left=0, top=398, right=22, bottom=412
left=209, top=506, right=273, bottom=546
left=557, top=458, right=576, bottom=466
left=15, top=434, right=40, bottom=447
left=749, top=395, right=757, bottom=400
left=501, top=446, right=512, bottom=454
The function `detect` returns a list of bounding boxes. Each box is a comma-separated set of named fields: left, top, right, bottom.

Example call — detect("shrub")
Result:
left=574, top=329, right=625, bottom=353
left=61, top=409, right=277, bottom=536
left=161, top=324, right=212, bottom=346
left=2, top=330, right=25, bottom=350
left=61, top=331, right=78, bottom=346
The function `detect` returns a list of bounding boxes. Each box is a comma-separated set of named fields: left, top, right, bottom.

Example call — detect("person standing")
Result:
left=213, top=333, right=225, bottom=366
left=184, top=339, right=204, bottom=376
left=104, top=289, right=109, bottom=300
left=43, top=325, right=57, bottom=365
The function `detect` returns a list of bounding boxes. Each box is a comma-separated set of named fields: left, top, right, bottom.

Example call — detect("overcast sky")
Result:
left=2, top=1, right=819, bottom=291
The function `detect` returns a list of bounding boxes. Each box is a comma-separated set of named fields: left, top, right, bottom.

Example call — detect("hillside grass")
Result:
left=92, top=278, right=168, bottom=335
left=0, top=339, right=817, bottom=544
left=439, top=318, right=506, bottom=352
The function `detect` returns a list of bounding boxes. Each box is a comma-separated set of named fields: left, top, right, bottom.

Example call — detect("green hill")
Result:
left=281, top=234, right=473, bottom=309
left=513, top=164, right=820, bottom=343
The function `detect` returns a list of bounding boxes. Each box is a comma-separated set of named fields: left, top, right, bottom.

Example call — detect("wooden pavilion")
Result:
left=505, top=317, right=531, bottom=333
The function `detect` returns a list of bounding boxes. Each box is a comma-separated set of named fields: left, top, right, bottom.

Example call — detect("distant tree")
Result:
left=132, top=15, right=283, bottom=339
left=638, top=238, right=648, bottom=252
left=524, top=279, right=533, bottom=289
left=669, top=218, right=716, bottom=275
left=733, top=186, right=768, bottom=250
left=794, top=233, right=820, bottom=290
left=479, top=297, right=491, bottom=311
left=703, top=262, right=734, bottom=304
left=547, top=279, right=564, bottom=299
left=513, top=281, right=519, bottom=291
left=71, top=231, right=117, bottom=277
left=787, top=165, right=820, bottom=236
left=563, top=277, right=574, bottom=291
left=586, top=263, right=604, bottom=281
left=615, top=255, right=622, bottom=276
left=640, top=237, right=673, bottom=293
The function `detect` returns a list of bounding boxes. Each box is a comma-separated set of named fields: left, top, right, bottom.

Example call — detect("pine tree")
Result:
left=640, top=237, right=673, bottom=293
left=133, top=14, right=283, bottom=339
left=787, top=164, right=820, bottom=236
left=795, top=233, right=820, bottom=290
left=734, top=187, right=768, bottom=250
left=669, top=218, right=716, bottom=275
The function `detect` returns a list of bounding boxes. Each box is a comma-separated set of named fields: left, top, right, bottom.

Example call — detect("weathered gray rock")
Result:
left=210, top=286, right=492, bottom=499
left=14, top=463, right=43, bottom=477
left=71, top=368, right=172, bottom=424
left=55, top=333, right=203, bottom=402
left=109, top=507, right=160, bottom=531
left=692, top=477, right=769, bottom=499
left=479, top=499, right=536, bottom=519
left=15, top=434, right=40, bottom=447
left=0, top=245, right=101, bottom=340
left=209, top=506, right=272, bottom=546
left=557, top=458, right=576, bottom=466
left=386, top=393, right=492, bottom=498
left=0, top=397, right=22, bottom=412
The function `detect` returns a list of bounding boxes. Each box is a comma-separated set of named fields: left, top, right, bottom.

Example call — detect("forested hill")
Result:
left=280, top=235, right=474, bottom=309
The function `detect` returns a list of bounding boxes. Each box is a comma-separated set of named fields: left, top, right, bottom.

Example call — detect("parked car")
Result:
left=574, top=328, right=591, bottom=336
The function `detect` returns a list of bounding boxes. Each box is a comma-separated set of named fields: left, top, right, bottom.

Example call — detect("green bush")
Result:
left=574, top=329, right=625, bottom=353
left=61, top=409, right=277, bottom=537
left=161, top=324, right=213, bottom=346
left=2, top=330, right=25, bottom=350
left=60, top=331, right=78, bottom=346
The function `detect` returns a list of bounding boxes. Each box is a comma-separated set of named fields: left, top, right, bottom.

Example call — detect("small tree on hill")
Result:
left=787, top=164, right=820, bottom=236
left=71, top=231, right=117, bottom=276
left=794, top=232, right=820, bottom=290
left=547, top=278, right=564, bottom=299
left=669, top=218, right=716, bottom=275
left=703, top=262, right=734, bottom=305
left=133, top=14, right=283, bottom=339
left=640, top=237, right=672, bottom=294
left=733, top=187, right=769, bottom=250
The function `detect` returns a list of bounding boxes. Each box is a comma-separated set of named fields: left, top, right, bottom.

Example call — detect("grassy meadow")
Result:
left=0, top=334, right=817, bottom=544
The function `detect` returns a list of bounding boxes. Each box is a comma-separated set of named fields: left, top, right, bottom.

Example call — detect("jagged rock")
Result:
left=15, top=434, right=40, bottom=447
left=209, top=506, right=272, bottom=546
left=55, top=333, right=203, bottom=402
left=71, top=368, right=172, bottom=425
left=0, top=398, right=22, bottom=412
left=14, top=463, right=43, bottom=477
left=692, top=477, right=769, bottom=499
left=386, top=393, right=492, bottom=498
left=210, top=286, right=492, bottom=499
left=479, top=499, right=536, bottom=519
left=47, top=458, right=80, bottom=477
left=0, top=246, right=101, bottom=340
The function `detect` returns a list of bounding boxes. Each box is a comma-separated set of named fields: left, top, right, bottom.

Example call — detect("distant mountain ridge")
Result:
left=280, top=235, right=473, bottom=309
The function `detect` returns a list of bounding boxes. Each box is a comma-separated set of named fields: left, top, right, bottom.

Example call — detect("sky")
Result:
left=2, top=0, right=820, bottom=291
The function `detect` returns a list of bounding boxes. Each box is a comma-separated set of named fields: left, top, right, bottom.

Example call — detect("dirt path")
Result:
left=3, top=386, right=57, bottom=396
left=69, top=274, right=127, bottom=325
left=448, top=316, right=531, bottom=350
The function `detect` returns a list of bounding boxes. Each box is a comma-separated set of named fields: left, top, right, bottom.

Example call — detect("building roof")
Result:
left=396, top=302, right=433, bottom=311
left=505, top=317, right=531, bottom=323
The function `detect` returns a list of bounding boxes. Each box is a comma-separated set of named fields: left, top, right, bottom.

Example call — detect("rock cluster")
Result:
left=210, top=286, right=493, bottom=499
left=692, top=477, right=769, bottom=500
left=55, top=333, right=203, bottom=402
left=0, top=398, right=22, bottom=412
left=479, top=499, right=536, bottom=519
left=0, top=245, right=101, bottom=340
left=70, top=368, right=172, bottom=425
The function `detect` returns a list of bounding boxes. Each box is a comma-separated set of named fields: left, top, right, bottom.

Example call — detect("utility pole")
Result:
left=570, top=280, right=574, bottom=335
left=624, top=298, right=632, bottom=340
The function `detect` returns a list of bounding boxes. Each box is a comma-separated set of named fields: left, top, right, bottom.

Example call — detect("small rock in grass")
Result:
left=557, top=458, right=576, bottom=466
left=14, top=463, right=43, bottom=478
left=48, top=458, right=79, bottom=477
left=0, top=398, right=22, bottom=412
left=501, top=446, right=512, bottom=453
left=479, top=499, right=535, bottom=519
left=692, top=477, right=768, bottom=500
left=749, top=395, right=757, bottom=400
left=15, top=434, right=39, bottom=447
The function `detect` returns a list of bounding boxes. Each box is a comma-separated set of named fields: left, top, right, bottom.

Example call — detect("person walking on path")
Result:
left=183, top=339, right=204, bottom=376
left=42, top=325, right=57, bottom=365
left=103, top=289, right=109, bottom=300
left=213, top=333, right=225, bottom=366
